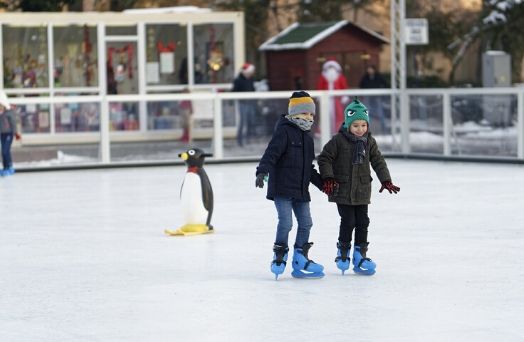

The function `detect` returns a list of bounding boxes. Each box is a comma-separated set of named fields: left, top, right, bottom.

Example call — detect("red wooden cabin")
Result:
left=259, top=20, right=389, bottom=90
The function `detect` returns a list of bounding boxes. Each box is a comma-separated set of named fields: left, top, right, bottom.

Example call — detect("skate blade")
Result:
left=164, top=224, right=213, bottom=236
left=353, top=266, right=376, bottom=276
left=336, top=260, right=350, bottom=273
left=291, top=270, right=325, bottom=279
left=271, top=266, right=286, bottom=279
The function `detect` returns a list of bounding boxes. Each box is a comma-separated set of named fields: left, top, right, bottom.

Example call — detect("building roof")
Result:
left=123, top=6, right=211, bottom=14
left=259, top=20, right=389, bottom=51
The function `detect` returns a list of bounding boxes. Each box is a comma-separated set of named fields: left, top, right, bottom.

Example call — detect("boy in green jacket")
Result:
left=317, top=99, right=399, bottom=275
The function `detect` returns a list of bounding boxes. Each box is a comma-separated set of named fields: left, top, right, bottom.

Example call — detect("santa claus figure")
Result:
left=316, top=60, right=349, bottom=133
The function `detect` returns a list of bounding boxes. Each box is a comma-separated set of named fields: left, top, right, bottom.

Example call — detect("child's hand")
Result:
left=15, top=132, right=21, bottom=140
left=322, top=178, right=338, bottom=195
left=256, top=173, right=267, bottom=188
left=379, top=181, right=400, bottom=194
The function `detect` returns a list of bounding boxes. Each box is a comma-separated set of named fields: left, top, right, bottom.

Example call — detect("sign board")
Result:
left=405, top=18, right=428, bottom=45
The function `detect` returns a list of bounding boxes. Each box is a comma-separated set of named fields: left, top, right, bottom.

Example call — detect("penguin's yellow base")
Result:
left=164, top=224, right=214, bottom=236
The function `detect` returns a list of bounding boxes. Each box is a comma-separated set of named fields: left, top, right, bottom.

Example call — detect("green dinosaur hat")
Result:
left=343, top=99, right=370, bottom=128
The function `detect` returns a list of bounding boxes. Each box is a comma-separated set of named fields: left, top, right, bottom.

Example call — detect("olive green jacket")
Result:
left=317, top=131, right=391, bottom=205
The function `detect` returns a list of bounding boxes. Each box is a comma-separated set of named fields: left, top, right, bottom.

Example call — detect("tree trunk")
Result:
left=353, top=8, right=359, bottom=23
left=448, top=63, right=457, bottom=85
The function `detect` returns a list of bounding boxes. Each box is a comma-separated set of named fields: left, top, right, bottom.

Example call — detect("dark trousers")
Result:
left=336, top=204, right=370, bottom=245
left=0, top=132, right=13, bottom=169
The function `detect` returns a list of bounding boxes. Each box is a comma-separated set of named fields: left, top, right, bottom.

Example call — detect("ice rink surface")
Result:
left=1, top=160, right=524, bottom=342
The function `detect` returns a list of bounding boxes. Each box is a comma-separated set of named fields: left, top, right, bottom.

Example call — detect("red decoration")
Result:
left=108, top=45, right=134, bottom=79
left=157, top=41, right=176, bottom=53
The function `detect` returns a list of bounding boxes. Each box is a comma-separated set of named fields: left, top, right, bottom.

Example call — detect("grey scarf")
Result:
left=285, top=114, right=313, bottom=131
left=348, top=134, right=368, bottom=165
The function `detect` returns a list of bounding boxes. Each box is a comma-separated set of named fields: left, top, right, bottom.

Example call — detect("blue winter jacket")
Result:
left=256, top=115, right=323, bottom=201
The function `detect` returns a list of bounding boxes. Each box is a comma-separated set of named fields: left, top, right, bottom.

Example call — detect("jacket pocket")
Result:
left=356, top=175, right=372, bottom=201
left=289, top=140, right=303, bottom=165
left=332, top=174, right=350, bottom=198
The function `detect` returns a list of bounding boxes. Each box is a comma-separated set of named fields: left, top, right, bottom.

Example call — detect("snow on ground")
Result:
left=1, top=160, right=524, bottom=342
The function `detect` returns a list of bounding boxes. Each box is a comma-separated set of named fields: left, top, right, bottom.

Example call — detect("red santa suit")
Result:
left=316, top=60, right=349, bottom=133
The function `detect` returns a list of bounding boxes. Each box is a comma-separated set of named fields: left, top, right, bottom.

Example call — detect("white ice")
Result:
left=1, top=160, right=524, bottom=342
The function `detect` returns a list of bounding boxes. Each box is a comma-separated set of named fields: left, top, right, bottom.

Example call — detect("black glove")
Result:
left=256, top=173, right=267, bottom=188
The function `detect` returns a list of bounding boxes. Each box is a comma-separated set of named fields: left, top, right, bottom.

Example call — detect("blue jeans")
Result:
left=0, top=132, right=13, bottom=170
left=237, top=101, right=256, bottom=146
left=274, top=196, right=313, bottom=248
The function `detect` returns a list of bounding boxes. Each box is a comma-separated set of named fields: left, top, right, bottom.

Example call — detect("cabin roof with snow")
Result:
left=259, top=20, right=389, bottom=51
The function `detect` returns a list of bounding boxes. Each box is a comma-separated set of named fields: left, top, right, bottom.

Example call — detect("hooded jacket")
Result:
left=317, top=126, right=391, bottom=205
left=256, top=115, right=322, bottom=201
left=0, top=109, right=18, bottom=134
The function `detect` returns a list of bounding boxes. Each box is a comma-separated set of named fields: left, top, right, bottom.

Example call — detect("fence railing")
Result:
left=9, top=87, right=524, bottom=169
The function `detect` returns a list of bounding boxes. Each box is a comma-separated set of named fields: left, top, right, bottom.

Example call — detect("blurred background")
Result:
left=0, top=0, right=523, bottom=168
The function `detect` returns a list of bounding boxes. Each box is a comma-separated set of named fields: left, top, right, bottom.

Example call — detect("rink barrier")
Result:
left=14, top=153, right=524, bottom=174
left=9, top=87, right=524, bottom=170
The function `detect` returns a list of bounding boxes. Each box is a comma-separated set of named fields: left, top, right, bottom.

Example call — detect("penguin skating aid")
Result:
left=164, top=148, right=214, bottom=236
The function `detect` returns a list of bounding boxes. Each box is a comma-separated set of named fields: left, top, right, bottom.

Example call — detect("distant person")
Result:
left=232, top=63, right=257, bottom=146
left=178, top=57, right=189, bottom=84
left=293, top=76, right=303, bottom=90
left=317, top=99, right=399, bottom=276
left=359, top=65, right=388, bottom=133
left=316, top=59, right=349, bottom=133
left=253, top=79, right=275, bottom=136
left=0, top=91, right=21, bottom=176
left=106, top=59, right=118, bottom=95
left=179, top=89, right=193, bottom=144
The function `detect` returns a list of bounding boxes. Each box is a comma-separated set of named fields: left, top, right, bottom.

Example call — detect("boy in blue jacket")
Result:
left=256, top=91, right=324, bottom=279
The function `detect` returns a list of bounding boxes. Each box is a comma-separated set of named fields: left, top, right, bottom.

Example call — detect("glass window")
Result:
left=110, top=102, right=139, bottom=131
left=53, top=25, right=98, bottom=88
left=106, top=42, right=138, bottom=94
left=147, top=100, right=184, bottom=130
left=16, top=104, right=51, bottom=134
left=409, top=95, right=444, bottom=154
left=145, top=24, right=188, bottom=86
left=55, top=102, right=100, bottom=132
left=450, top=94, right=517, bottom=157
left=2, top=25, right=49, bottom=88
left=106, top=26, right=137, bottom=36
left=193, top=23, right=235, bottom=84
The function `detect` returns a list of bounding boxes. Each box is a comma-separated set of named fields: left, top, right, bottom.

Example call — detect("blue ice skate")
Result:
left=270, top=244, right=289, bottom=280
left=291, top=242, right=324, bottom=279
left=335, top=241, right=351, bottom=275
left=353, top=243, right=376, bottom=276
left=2, top=167, right=15, bottom=176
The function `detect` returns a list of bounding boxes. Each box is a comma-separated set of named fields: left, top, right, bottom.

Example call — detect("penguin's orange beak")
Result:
left=179, top=152, right=188, bottom=161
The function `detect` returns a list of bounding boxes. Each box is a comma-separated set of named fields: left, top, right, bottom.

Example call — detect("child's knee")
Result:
left=357, top=217, right=370, bottom=228
left=277, top=219, right=293, bottom=232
